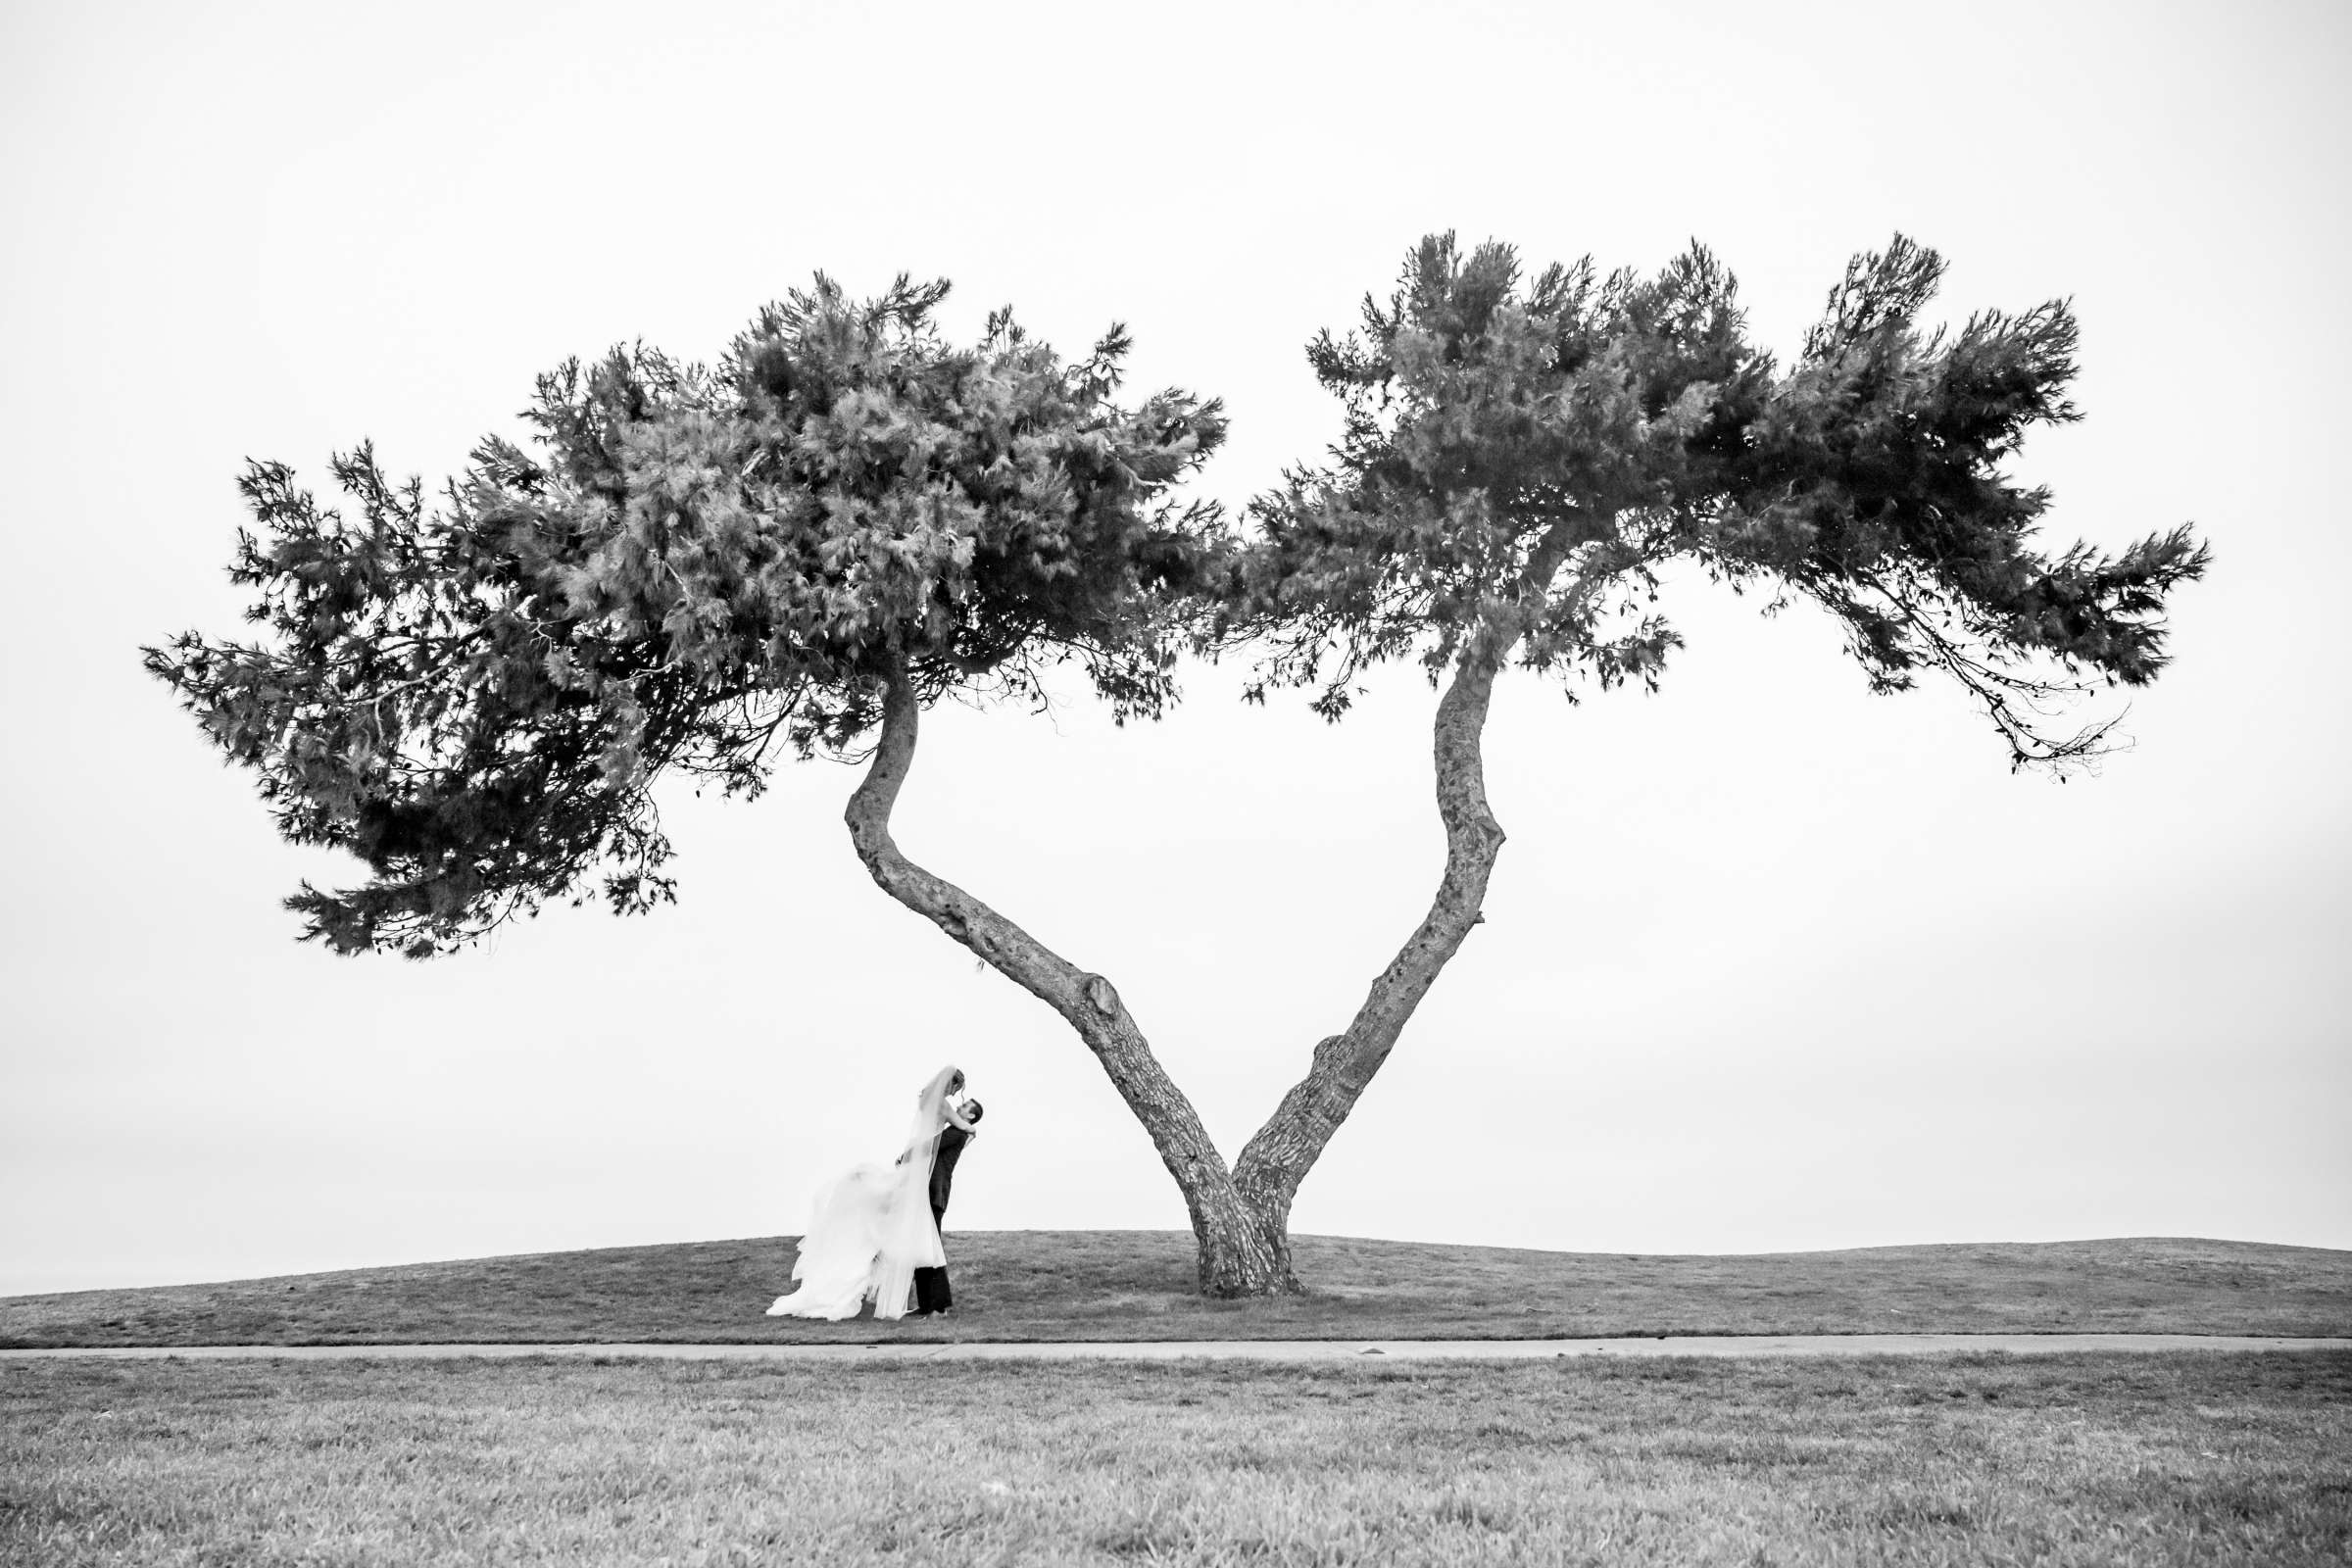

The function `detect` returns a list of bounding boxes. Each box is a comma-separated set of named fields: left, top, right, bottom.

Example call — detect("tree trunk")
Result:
left=1229, top=647, right=1508, bottom=1247
left=844, top=656, right=1298, bottom=1296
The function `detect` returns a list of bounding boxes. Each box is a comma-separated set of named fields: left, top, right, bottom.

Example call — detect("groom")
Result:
left=912, top=1096, right=981, bottom=1316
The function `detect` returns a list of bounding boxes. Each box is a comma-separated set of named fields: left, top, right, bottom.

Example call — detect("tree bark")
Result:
left=844, top=656, right=1298, bottom=1296
left=1228, top=647, right=1508, bottom=1251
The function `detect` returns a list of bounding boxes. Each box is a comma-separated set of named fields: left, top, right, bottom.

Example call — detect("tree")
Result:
left=149, top=242, right=2209, bottom=1301
left=1208, top=234, right=2209, bottom=1282
left=144, top=276, right=1290, bottom=1284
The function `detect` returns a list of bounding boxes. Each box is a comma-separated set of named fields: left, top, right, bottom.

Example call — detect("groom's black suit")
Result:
left=912, top=1125, right=971, bottom=1314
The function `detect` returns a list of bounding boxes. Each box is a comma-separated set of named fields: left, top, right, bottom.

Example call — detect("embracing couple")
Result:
left=766, top=1065, right=982, bottom=1321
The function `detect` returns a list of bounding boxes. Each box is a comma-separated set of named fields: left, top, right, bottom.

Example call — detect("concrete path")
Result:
left=6, top=1334, right=2347, bottom=1363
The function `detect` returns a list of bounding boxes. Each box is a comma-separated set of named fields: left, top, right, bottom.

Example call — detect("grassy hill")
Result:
left=4, top=1232, right=2346, bottom=1348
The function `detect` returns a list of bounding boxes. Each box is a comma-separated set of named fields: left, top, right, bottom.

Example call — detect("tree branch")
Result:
left=1231, top=642, right=1509, bottom=1232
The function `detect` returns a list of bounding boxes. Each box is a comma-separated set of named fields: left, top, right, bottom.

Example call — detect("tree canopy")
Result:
left=147, top=278, right=1228, bottom=956
left=1237, top=233, right=2206, bottom=762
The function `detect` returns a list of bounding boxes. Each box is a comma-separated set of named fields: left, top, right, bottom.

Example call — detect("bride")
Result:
left=766, top=1065, right=975, bottom=1321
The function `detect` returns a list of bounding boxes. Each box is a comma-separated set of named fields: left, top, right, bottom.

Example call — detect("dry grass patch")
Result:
left=4, top=1350, right=2347, bottom=1565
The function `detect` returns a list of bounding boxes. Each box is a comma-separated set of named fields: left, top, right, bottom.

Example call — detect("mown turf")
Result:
left=3, top=1233, right=2345, bottom=1348
left=4, top=1350, right=2347, bottom=1565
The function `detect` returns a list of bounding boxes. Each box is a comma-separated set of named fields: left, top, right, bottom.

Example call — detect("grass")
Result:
left=4, top=1350, right=2347, bottom=1565
left=3, top=1233, right=2347, bottom=1348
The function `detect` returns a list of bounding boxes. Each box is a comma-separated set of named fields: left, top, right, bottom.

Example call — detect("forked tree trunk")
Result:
left=844, top=647, right=1508, bottom=1298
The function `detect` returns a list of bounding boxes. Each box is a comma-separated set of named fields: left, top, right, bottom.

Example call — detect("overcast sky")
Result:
left=3, top=0, right=2345, bottom=1298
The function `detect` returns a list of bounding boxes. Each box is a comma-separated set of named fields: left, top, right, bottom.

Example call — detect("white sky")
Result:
left=3, top=0, right=2346, bottom=1297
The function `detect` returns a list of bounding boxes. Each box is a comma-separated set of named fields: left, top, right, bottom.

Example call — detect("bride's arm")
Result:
left=943, top=1101, right=976, bottom=1133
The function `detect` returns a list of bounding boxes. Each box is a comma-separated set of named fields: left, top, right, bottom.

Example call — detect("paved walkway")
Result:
left=6, top=1334, right=2346, bottom=1363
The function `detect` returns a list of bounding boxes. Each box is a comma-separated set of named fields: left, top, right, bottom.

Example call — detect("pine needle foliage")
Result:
left=1236, top=233, right=2209, bottom=757
left=146, top=278, right=1229, bottom=956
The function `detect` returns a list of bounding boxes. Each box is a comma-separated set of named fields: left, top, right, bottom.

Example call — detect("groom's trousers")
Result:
left=914, top=1126, right=969, bottom=1314
left=913, top=1202, right=953, bottom=1313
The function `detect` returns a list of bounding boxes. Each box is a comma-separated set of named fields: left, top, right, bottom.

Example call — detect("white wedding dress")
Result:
left=765, top=1066, right=956, bottom=1321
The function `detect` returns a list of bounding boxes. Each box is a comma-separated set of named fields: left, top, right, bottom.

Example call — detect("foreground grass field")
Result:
left=4, top=1350, right=2346, bottom=1565
left=5, top=1233, right=2347, bottom=1348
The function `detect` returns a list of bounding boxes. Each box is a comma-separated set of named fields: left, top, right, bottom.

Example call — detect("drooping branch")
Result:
left=844, top=653, right=1294, bottom=1294
left=1849, top=565, right=2129, bottom=770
